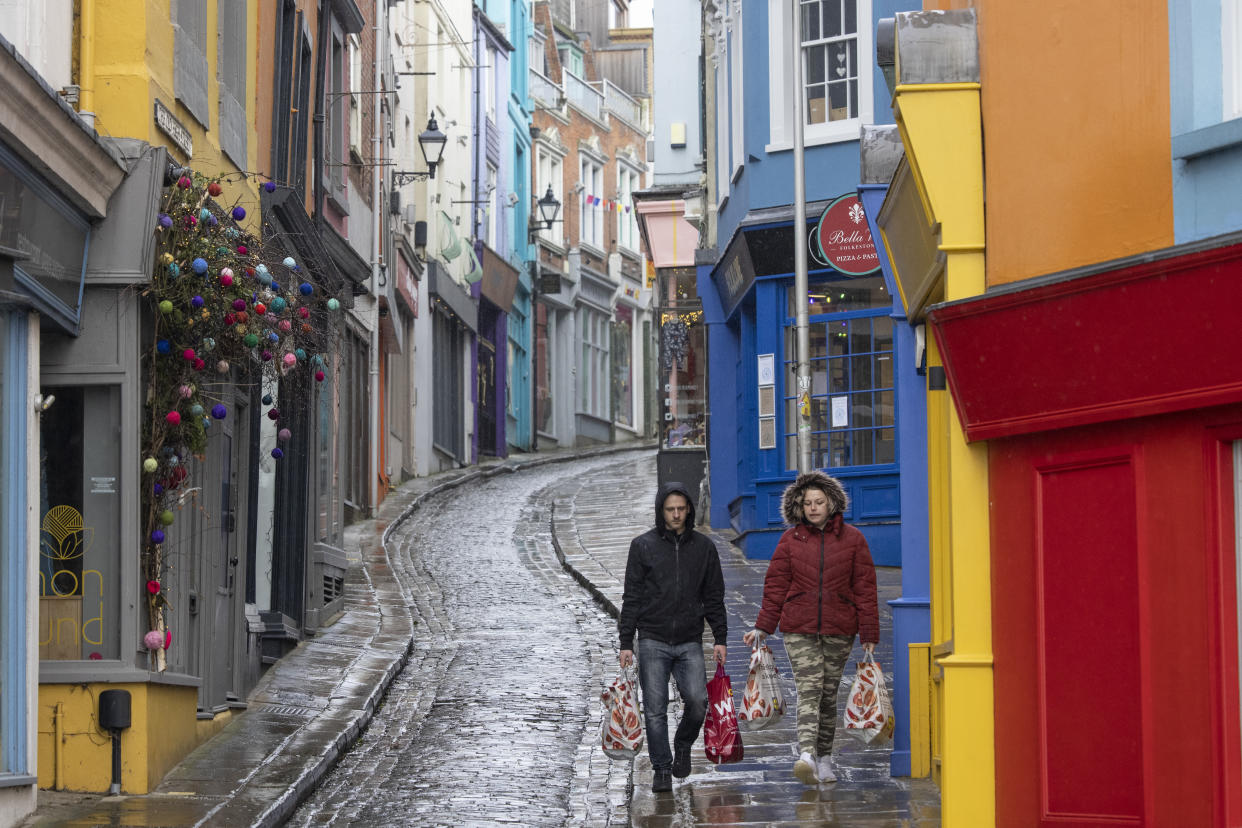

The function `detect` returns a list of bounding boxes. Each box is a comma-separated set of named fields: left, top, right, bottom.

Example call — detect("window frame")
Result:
left=766, top=0, right=874, bottom=151
left=615, top=162, right=641, bottom=253
left=535, top=143, right=565, bottom=247
left=1226, top=0, right=1242, bottom=121
left=579, top=153, right=604, bottom=252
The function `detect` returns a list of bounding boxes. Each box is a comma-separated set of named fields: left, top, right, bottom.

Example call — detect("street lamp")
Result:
left=529, top=185, right=562, bottom=241
left=392, top=114, right=448, bottom=187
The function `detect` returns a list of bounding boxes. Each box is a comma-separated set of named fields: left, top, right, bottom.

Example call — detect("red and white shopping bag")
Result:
left=600, top=667, right=644, bottom=760
left=704, top=662, right=744, bottom=764
left=738, top=643, right=785, bottom=731
left=843, top=651, right=896, bottom=745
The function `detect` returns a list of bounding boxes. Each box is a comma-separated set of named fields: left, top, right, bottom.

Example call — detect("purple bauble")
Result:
left=151, top=529, right=166, bottom=544
left=211, top=404, right=227, bottom=419
left=271, top=447, right=284, bottom=459
left=232, top=206, right=246, bottom=221
left=264, top=181, right=276, bottom=193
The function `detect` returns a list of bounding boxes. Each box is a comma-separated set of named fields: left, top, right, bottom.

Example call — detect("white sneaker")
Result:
left=793, top=751, right=818, bottom=786
left=817, top=754, right=837, bottom=783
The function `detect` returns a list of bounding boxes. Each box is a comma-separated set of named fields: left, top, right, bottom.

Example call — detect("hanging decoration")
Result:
left=141, top=169, right=339, bottom=672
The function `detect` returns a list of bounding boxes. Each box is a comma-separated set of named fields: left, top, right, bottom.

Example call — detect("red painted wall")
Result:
left=991, top=407, right=1242, bottom=827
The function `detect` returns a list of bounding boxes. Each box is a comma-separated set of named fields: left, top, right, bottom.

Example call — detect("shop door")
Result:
left=210, top=424, right=239, bottom=708
left=478, top=336, right=497, bottom=456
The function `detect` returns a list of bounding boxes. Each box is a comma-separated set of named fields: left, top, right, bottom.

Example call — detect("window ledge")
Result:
left=1172, top=117, right=1242, bottom=160
left=766, top=126, right=863, bottom=154
left=0, top=774, right=37, bottom=789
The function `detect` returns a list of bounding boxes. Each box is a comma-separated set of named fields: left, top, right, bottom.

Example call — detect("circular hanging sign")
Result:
left=811, top=193, right=881, bottom=276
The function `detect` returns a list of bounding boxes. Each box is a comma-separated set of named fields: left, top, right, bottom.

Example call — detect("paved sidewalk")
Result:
left=22, top=443, right=651, bottom=828
left=549, top=454, right=942, bottom=826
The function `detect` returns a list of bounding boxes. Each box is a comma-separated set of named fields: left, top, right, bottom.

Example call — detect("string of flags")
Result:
left=583, top=194, right=632, bottom=213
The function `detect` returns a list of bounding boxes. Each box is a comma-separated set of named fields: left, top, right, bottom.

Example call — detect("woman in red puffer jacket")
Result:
left=743, top=470, right=878, bottom=787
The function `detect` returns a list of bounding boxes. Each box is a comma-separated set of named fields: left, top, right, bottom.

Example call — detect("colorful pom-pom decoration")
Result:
left=157, top=339, right=171, bottom=355
left=220, top=268, right=234, bottom=286
left=267, top=409, right=280, bottom=421
left=147, top=579, right=162, bottom=594
left=261, top=349, right=273, bottom=362
left=295, top=348, right=306, bottom=361
left=298, top=306, right=310, bottom=319
left=299, top=282, right=313, bottom=295
left=165, top=630, right=172, bottom=649
left=211, top=404, right=227, bottom=419
left=144, top=630, right=164, bottom=650
left=244, top=333, right=259, bottom=347
left=232, top=206, right=246, bottom=221
left=191, top=295, right=205, bottom=308
left=151, top=529, right=166, bottom=544
left=198, top=208, right=212, bottom=222
left=268, top=332, right=280, bottom=343
left=216, top=360, right=230, bottom=374
left=143, top=457, right=159, bottom=473
left=178, top=385, right=193, bottom=398
left=182, top=348, right=196, bottom=361
left=315, top=370, right=326, bottom=382
left=190, top=404, right=204, bottom=417
left=254, top=302, right=267, bottom=315
left=271, top=447, right=284, bottom=459
left=327, top=298, right=340, bottom=311
left=278, top=428, right=292, bottom=442
left=158, top=213, right=172, bottom=228
left=159, top=300, right=174, bottom=314
left=282, top=352, right=297, bottom=367
left=201, top=337, right=216, bottom=352
left=166, top=411, right=181, bottom=425
left=159, top=510, right=175, bottom=526
left=271, top=297, right=287, bottom=313
left=193, top=358, right=205, bottom=371
left=283, top=257, right=297, bottom=268
left=192, top=257, right=208, bottom=274
left=153, top=483, right=164, bottom=496
left=264, top=181, right=276, bottom=192
left=177, top=176, right=192, bottom=189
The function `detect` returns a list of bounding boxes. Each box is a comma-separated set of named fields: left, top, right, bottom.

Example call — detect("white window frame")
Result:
left=579, top=307, right=609, bottom=418
left=536, top=144, right=565, bottom=247
left=616, top=162, right=641, bottom=253
left=579, top=154, right=604, bottom=251
left=1226, top=0, right=1242, bottom=120
left=484, top=44, right=497, bottom=123
left=767, top=0, right=873, bottom=152
left=348, top=34, right=362, bottom=158
left=714, top=40, right=729, bottom=204
left=730, top=8, right=744, bottom=179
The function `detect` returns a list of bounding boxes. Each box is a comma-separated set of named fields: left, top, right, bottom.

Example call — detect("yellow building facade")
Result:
left=872, top=10, right=993, bottom=825
left=36, top=0, right=261, bottom=793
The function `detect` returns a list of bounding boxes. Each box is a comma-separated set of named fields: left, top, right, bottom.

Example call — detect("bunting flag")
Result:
left=625, top=205, right=631, bottom=213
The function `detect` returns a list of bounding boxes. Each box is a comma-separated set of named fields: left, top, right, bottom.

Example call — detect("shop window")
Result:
left=659, top=267, right=706, bottom=449
left=579, top=307, right=609, bottom=418
left=784, top=278, right=893, bottom=470
left=38, top=384, right=121, bottom=661
left=613, top=306, right=634, bottom=427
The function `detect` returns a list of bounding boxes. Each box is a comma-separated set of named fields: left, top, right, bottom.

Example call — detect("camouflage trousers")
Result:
left=783, top=633, right=854, bottom=757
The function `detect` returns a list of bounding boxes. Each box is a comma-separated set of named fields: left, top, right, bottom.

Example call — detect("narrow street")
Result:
left=288, top=455, right=630, bottom=827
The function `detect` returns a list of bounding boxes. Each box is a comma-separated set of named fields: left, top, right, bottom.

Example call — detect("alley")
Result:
left=287, top=455, right=628, bottom=827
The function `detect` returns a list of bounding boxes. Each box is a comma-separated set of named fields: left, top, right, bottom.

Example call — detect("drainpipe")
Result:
left=370, top=0, right=383, bottom=514
left=78, top=0, right=96, bottom=126
left=53, top=702, right=64, bottom=790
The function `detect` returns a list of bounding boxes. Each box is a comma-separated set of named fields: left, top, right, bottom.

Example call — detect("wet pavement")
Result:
left=22, top=446, right=940, bottom=827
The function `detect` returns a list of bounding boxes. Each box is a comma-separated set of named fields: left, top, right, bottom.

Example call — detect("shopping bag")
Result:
left=842, top=651, right=896, bottom=745
left=738, top=643, right=785, bottom=731
left=600, top=667, right=644, bottom=760
left=704, top=662, right=744, bottom=763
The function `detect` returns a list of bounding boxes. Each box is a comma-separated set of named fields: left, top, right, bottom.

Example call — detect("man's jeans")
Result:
left=636, top=638, right=708, bottom=772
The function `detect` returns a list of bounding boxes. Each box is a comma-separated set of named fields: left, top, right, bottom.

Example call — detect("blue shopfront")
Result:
left=701, top=193, right=919, bottom=568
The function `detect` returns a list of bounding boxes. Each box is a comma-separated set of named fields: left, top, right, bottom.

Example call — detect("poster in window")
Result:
left=758, top=385, right=775, bottom=417
left=759, top=417, right=776, bottom=449
left=831, top=396, right=849, bottom=428
left=757, top=353, right=775, bottom=385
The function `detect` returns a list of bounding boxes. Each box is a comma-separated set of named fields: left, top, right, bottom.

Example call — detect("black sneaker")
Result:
left=652, top=768, right=673, bottom=793
left=672, top=744, right=692, bottom=778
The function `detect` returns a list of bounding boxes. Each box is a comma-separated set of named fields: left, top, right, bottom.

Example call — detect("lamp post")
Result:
left=529, top=185, right=561, bottom=451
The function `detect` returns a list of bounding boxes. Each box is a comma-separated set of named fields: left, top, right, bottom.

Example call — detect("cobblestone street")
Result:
left=288, top=455, right=630, bottom=827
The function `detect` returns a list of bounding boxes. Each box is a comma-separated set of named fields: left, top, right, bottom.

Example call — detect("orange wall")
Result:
left=971, top=0, right=1174, bottom=284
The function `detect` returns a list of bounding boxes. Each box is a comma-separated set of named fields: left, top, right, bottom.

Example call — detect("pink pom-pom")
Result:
left=143, top=630, right=164, bottom=650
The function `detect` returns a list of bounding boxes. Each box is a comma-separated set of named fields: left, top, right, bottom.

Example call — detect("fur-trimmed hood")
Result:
left=781, top=470, right=849, bottom=526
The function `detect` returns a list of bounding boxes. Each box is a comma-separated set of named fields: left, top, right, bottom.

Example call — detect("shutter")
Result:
left=174, top=0, right=210, bottom=129
left=218, top=0, right=247, bottom=167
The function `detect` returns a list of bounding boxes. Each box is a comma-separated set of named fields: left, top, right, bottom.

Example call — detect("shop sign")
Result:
left=811, top=193, right=881, bottom=275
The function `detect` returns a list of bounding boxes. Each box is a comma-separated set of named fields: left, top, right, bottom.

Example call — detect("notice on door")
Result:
left=831, top=396, right=848, bottom=428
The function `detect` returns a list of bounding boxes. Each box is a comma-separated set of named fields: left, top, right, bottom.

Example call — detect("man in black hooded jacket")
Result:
left=619, top=481, right=727, bottom=793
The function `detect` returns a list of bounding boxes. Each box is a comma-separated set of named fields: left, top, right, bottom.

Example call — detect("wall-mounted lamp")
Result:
left=392, top=114, right=448, bottom=187
left=529, top=185, right=562, bottom=239
left=34, top=393, right=55, bottom=413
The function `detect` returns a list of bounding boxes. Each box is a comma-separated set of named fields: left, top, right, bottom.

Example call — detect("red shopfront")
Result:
left=928, top=235, right=1242, bottom=827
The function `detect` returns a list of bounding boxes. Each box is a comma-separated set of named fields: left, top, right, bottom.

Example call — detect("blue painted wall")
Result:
left=1169, top=0, right=1242, bottom=241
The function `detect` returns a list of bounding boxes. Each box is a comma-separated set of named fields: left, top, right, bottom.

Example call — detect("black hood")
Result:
left=655, top=481, right=696, bottom=532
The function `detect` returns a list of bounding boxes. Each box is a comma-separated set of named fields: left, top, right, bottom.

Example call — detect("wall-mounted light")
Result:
left=529, top=185, right=562, bottom=239
left=34, top=393, right=55, bottom=413
left=393, top=114, right=448, bottom=187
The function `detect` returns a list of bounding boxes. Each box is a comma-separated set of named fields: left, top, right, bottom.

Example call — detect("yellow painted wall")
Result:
left=88, top=0, right=261, bottom=224
left=972, top=0, right=1174, bottom=284
left=37, top=683, right=199, bottom=794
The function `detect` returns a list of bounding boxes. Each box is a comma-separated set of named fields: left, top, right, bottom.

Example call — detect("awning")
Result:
left=426, top=259, right=477, bottom=332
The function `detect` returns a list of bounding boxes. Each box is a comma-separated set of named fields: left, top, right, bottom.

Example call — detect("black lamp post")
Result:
left=529, top=185, right=561, bottom=451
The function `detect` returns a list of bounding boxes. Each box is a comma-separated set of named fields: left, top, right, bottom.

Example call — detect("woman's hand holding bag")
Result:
left=738, top=640, right=785, bottom=731
left=842, top=651, right=896, bottom=746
